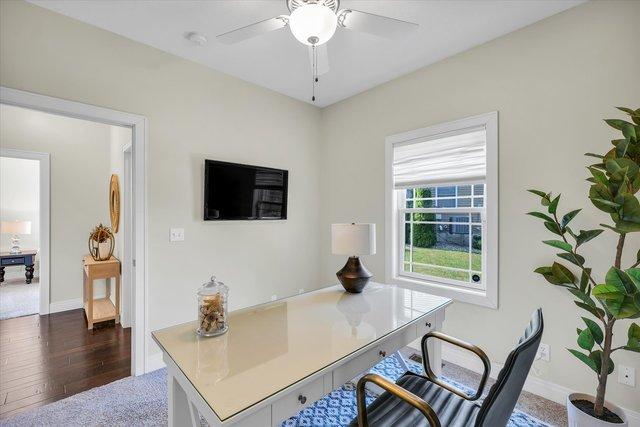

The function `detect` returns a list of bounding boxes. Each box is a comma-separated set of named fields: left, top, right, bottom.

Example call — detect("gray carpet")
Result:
left=0, top=359, right=565, bottom=426
left=1, top=369, right=168, bottom=427
left=0, top=278, right=39, bottom=320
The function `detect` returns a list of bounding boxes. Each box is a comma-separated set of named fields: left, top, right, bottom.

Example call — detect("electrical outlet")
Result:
left=618, top=365, right=635, bottom=387
left=536, top=343, right=550, bottom=362
left=169, top=228, right=184, bottom=242
left=270, top=294, right=277, bottom=301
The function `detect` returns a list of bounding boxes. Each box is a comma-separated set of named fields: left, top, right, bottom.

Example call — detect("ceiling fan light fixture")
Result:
left=289, top=3, right=337, bottom=46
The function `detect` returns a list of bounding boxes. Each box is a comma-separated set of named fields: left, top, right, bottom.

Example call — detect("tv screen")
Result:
left=204, top=160, right=288, bottom=220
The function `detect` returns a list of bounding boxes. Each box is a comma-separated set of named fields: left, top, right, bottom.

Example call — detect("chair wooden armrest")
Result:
left=356, top=373, right=441, bottom=427
left=421, top=331, right=491, bottom=401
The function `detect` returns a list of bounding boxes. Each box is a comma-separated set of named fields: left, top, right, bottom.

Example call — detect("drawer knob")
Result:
left=379, top=350, right=387, bottom=358
left=298, top=395, right=307, bottom=404
left=426, top=322, right=432, bottom=327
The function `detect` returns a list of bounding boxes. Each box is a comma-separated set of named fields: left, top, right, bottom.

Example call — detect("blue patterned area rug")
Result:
left=281, top=354, right=549, bottom=427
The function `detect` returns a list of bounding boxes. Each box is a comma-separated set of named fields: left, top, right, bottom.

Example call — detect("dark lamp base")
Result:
left=336, top=256, right=372, bottom=293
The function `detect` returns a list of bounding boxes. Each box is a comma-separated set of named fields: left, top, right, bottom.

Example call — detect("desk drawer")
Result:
left=272, top=375, right=325, bottom=425
left=416, top=314, right=436, bottom=338
left=1, top=257, right=25, bottom=266
left=333, top=325, right=417, bottom=386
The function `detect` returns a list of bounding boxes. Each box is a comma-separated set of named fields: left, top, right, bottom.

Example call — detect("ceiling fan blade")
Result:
left=308, top=44, right=329, bottom=76
left=337, top=9, right=418, bottom=39
left=217, top=16, right=289, bottom=44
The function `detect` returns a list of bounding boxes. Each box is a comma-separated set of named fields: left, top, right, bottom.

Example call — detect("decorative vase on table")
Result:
left=332, top=223, right=376, bottom=293
left=88, top=223, right=115, bottom=261
left=196, top=276, right=229, bottom=337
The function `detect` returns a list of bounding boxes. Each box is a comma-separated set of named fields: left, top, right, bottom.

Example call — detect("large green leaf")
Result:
left=569, top=288, right=596, bottom=307
left=528, top=189, right=551, bottom=206
left=577, top=328, right=594, bottom=351
left=582, top=317, right=604, bottom=344
left=562, top=209, right=581, bottom=228
left=615, top=193, right=640, bottom=227
left=548, top=195, right=561, bottom=214
left=544, top=221, right=563, bottom=236
left=579, top=268, right=591, bottom=292
left=588, top=167, right=609, bottom=186
left=558, top=252, right=585, bottom=267
left=626, top=268, right=640, bottom=291
left=606, top=267, right=636, bottom=294
left=607, top=158, right=639, bottom=182
left=622, top=122, right=637, bottom=142
left=626, top=323, right=640, bottom=352
left=552, top=262, right=575, bottom=284
left=543, top=240, right=572, bottom=252
left=605, top=119, right=633, bottom=131
left=527, top=211, right=554, bottom=222
left=589, top=184, right=617, bottom=213
left=534, top=266, right=564, bottom=286
left=575, top=301, right=604, bottom=319
left=575, top=229, right=604, bottom=247
left=568, top=349, right=598, bottom=373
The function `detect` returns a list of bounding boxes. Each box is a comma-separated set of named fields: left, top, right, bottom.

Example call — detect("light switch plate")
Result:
left=618, top=365, right=635, bottom=387
left=170, top=228, right=184, bottom=242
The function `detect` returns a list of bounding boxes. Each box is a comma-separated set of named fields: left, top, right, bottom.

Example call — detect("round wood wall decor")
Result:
left=110, top=174, right=120, bottom=234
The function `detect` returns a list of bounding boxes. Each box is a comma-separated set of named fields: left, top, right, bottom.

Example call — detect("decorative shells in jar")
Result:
left=197, top=276, right=229, bottom=337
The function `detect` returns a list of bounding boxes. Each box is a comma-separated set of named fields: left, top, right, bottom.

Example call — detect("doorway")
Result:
left=0, top=86, right=148, bottom=377
left=0, top=152, right=48, bottom=319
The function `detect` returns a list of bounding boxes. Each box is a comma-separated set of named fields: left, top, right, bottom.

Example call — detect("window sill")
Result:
left=389, top=274, right=497, bottom=309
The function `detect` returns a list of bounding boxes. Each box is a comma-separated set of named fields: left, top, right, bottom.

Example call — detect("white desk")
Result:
left=152, top=283, right=452, bottom=427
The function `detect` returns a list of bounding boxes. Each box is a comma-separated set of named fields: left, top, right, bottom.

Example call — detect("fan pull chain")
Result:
left=311, top=43, right=317, bottom=102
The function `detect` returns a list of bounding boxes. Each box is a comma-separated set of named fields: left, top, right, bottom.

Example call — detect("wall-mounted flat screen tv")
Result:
left=204, top=160, right=288, bottom=220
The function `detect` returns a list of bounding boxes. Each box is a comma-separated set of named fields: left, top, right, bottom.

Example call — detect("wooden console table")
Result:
left=83, top=255, right=120, bottom=329
left=0, top=250, right=37, bottom=284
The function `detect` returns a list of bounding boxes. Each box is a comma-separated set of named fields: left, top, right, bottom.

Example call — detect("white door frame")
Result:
left=0, top=148, right=50, bottom=315
left=121, top=143, right=133, bottom=328
left=0, top=86, right=148, bottom=376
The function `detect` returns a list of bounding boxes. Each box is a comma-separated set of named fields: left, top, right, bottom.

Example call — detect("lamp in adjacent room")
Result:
left=1, top=220, right=32, bottom=254
left=332, top=223, right=376, bottom=293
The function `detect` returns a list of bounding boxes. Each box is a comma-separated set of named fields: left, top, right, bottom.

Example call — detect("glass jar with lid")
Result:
left=197, top=276, right=229, bottom=337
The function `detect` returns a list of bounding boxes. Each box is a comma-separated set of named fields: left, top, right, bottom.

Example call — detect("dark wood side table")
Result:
left=0, top=250, right=37, bottom=284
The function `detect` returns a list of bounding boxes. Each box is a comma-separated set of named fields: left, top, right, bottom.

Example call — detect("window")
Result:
left=385, top=112, right=498, bottom=308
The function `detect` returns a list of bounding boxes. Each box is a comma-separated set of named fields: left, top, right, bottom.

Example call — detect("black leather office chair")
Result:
left=351, top=308, right=543, bottom=427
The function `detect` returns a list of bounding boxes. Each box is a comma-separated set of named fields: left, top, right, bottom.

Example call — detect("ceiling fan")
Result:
left=216, top=0, right=418, bottom=101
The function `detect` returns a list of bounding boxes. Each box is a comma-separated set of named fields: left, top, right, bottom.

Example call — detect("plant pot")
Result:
left=567, top=393, right=627, bottom=426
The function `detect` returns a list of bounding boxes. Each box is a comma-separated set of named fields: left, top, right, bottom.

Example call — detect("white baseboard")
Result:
left=145, top=352, right=165, bottom=373
left=439, top=343, right=640, bottom=426
left=49, top=297, right=83, bottom=313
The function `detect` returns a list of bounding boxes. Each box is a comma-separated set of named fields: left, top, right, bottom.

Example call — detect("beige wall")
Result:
left=0, top=157, right=39, bottom=279
left=320, top=0, right=639, bottom=411
left=0, top=105, right=112, bottom=302
left=0, top=0, right=323, bottom=357
left=1, top=0, right=638, bottom=412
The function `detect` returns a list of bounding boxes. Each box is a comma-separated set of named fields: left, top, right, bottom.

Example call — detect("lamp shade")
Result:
left=332, top=223, right=376, bottom=256
left=1, top=220, right=31, bottom=235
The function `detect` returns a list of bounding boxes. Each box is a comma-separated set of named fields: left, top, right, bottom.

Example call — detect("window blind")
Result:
left=393, top=127, right=486, bottom=189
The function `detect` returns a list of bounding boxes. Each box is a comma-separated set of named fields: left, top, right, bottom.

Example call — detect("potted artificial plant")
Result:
left=528, top=107, right=639, bottom=426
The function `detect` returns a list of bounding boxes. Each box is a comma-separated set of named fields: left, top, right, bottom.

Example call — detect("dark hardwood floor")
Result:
left=0, top=309, right=130, bottom=420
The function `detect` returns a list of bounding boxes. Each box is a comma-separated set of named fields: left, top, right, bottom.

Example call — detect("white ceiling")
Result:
left=28, top=0, right=584, bottom=107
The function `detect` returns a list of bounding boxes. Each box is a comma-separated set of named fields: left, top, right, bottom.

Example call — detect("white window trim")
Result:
left=385, top=112, right=498, bottom=308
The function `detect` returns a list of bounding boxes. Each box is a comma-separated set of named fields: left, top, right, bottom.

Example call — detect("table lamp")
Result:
left=1, top=220, right=32, bottom=254
left=331, top=223, right=376, bottom=293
